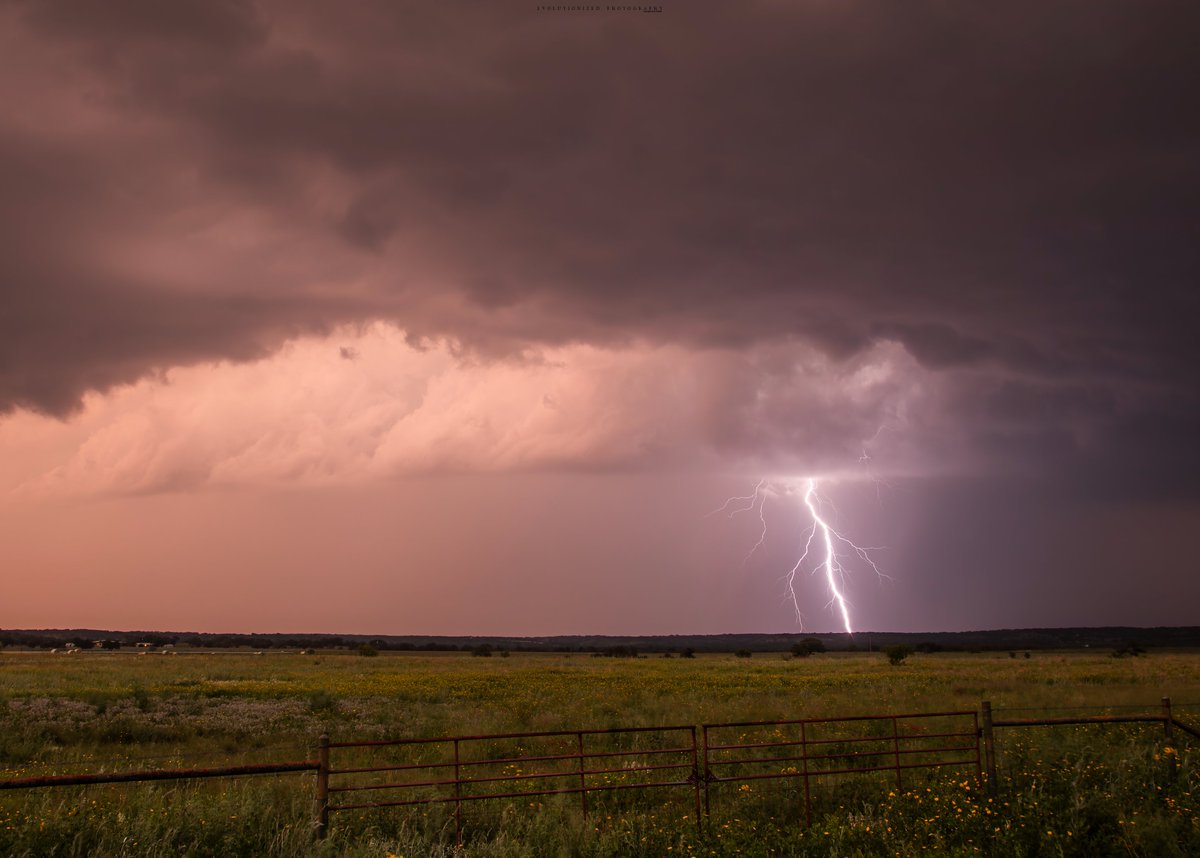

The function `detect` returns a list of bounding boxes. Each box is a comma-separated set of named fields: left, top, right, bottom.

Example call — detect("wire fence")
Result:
left=978, top=696, right=1198, bottom=795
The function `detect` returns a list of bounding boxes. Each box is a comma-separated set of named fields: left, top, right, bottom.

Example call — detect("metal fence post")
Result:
left=1163, top=697, right=1173, bottom=741
left=453, top=739, right=463, bottom=847
left=800, top=720, right=811, bottom=827
left=891, top=716, right=902, bottom=789
left=690, top=726, right=702, bottom=830
left=973, top=711, right=983, bottom=785
left=576, top=732, right=588, bottom=819
left=313, top=734, right=330, bottom=840
left=981, top=701, right=997, bottom=796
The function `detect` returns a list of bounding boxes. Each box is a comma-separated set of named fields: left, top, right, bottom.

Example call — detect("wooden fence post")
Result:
left=313, top=733, right=330, bottom=839
left=981, top=701, right=997, bottom=796
left=1162, top=697, right=1173, bottom=741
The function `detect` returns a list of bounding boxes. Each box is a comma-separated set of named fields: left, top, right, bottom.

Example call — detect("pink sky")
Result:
left=2, top=1, right=1198, bottom=634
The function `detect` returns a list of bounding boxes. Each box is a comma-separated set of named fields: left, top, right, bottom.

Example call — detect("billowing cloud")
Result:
left=1, top=0, right=1197, bottom=497
left=11, top=324, right=942, bottom=495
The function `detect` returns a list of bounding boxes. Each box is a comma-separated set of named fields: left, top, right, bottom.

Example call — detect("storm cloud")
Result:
left=2, top=0, right=1198, bottom=494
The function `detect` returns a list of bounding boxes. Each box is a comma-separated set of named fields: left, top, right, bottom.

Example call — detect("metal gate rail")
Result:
left=319, top=725, right=701, bottom=842
left=702, top=710, right=980, bottom=824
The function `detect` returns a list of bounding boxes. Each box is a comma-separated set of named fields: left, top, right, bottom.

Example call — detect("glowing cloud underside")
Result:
left=715, top=477, right=884, bottom=634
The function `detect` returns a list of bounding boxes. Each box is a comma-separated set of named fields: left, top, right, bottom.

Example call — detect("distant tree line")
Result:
left=0, top=632, right=150, bottom=650
left=4, top=627, right=1199, bottom=653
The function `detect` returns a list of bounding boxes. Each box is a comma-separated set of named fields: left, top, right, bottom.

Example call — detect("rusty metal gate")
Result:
left=318, top=725, right=701, bottom=841
left=702, top=710, right=981, bottom=823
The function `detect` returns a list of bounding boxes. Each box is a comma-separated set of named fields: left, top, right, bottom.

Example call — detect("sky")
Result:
left=2, top=0, right=1198, bottom=635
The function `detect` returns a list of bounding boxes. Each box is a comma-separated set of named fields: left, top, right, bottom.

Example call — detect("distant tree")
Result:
left=883, top=645, right=913, bottom=666
left=471, top=643, right=494, bottom=657
left=357, top=643, right=379, bottom=657
left=734, top=649, right=752, bottom=659
left=791, top=638, right=825, bottom=658
left=602, top=645, right=638, bottom=658
left=1112, top=641, right=1146, bottom=658
left=680, top=647, right=696, bottom=659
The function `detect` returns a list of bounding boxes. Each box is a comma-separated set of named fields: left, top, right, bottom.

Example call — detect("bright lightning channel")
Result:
left=716, top=477, right=884, bottom=635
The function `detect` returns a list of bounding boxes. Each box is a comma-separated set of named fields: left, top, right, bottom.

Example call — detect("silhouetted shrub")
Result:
left=1112, top=641, right=1146, bottom=658
left=791, top=638, right=825, bottom=658
left=600, top=646, right=639, bottom=658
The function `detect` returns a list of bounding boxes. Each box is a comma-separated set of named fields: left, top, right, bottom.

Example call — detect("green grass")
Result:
left=2, top=649, right=1199, bottom=855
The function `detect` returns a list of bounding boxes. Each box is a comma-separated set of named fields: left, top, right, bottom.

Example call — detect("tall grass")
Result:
left=2, top=649, right=1198, bottom=855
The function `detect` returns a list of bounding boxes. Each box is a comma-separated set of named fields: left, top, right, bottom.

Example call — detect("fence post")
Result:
left=891, top=716, right=902, bottom=789
left=453, top=739, right=463, bottom=847
left=973, top=711, right=983, bottom=785
left=577, top=732, right=588, bottom=819
left=1162, top=697, right=1174, bottom=741
left=690, top=726, right=702, bottom=830
left=313, top=733, right=330, bottom=840
left=800, top=720, right=811, bottom=827
left=981, top=701, right=997, bottom=796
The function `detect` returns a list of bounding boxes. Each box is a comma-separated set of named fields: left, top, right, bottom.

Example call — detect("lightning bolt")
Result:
left=706, top=479, right=770, bottom=567
left=706, top=478, right=766, bottom=519
left=716, top=477, right=885, bottom=634
left=859, top=423, right=894, bottom=503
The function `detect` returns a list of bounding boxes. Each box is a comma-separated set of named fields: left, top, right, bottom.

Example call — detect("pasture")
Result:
left=1, top=648, right=1198, bottom=856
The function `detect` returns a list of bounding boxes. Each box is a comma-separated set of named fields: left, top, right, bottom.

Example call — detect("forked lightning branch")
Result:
left=711, top=478, right=885, bottom=634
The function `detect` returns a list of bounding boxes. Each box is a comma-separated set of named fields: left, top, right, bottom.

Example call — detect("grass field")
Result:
left=2, top=648, right=1198, bottom=856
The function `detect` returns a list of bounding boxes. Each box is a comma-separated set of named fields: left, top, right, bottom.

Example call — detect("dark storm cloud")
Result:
left=2, top=0, right=1198, bottom=493
left=0, top=128, right=362, bottom=413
